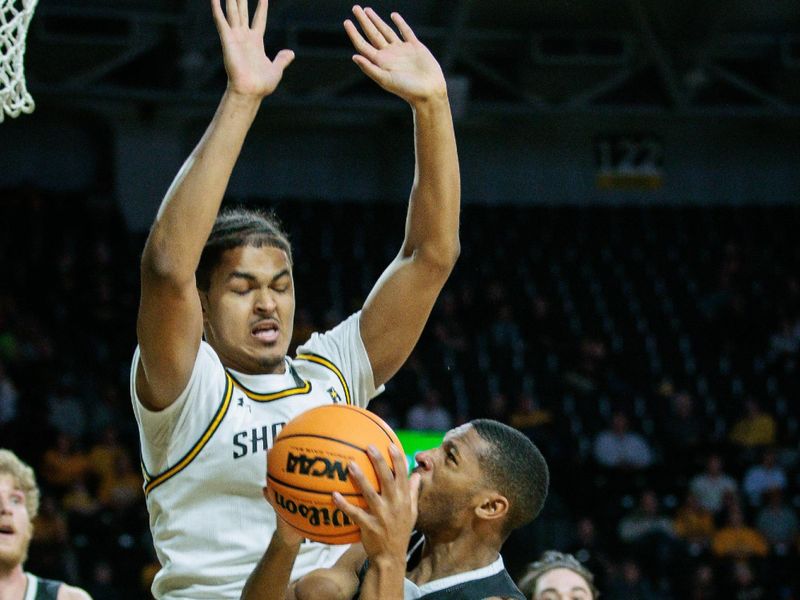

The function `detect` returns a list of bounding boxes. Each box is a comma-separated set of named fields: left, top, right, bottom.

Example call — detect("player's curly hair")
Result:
left=517, top=551, right=599, bottom=599
left=196, top=207, right=293, bottom=291
left=0, top=449, right=40, bottom=519
left=470, top=419, right=549, bottom=536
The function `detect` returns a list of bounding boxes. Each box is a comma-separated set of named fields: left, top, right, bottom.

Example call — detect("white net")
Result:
left=0, top=0, right=38, bottom=122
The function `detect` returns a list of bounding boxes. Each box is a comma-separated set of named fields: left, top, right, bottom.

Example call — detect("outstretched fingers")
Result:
left=211, top=0, right=228, bottom=31
left=225, top=0, right=240, bottom=27
left=252, top=0, right=268, bottom=34
left=390, top=12, right=417, bottom=42
left=344, top=19, right=379, bottom=63
left=364, top=7, right=400, bottom=44
left=352, top=5, right=388, bottom=48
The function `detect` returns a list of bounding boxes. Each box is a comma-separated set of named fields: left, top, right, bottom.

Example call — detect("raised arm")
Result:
left=136, top=0, right=293, bottom=410
left=344, top=7, right=461, bottom=387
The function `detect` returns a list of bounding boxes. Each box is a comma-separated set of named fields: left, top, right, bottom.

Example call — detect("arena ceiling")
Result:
left=24, top=0, right=800, bottom=120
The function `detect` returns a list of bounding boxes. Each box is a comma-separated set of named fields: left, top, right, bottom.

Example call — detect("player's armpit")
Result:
left=293, top=544, right=366, bottom=600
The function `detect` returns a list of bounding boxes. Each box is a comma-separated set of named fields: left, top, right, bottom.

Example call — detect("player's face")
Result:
left=533, top=568, right=593, bottom=600
left=202, top=245, right=295, bottom=374
left=412, top=424, right=489, bottom=533
left=0, top=474, right=33, bottom=569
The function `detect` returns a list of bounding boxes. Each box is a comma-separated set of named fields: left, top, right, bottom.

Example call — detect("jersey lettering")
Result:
left=232, top=422, right=286, bottom=459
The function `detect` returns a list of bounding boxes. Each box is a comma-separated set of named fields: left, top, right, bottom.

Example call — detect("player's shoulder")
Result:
left=57, top=584, right=93, bottom=600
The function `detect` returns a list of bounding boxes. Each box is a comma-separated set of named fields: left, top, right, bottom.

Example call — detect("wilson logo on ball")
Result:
left=273, top=490, right=353, bottom=527
left=286, top=452, right=349, bottom=481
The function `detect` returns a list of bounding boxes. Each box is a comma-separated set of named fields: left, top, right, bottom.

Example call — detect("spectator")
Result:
left=97, top=454, right=141, bottom=511
left=0, top=360, right=18, bottom=427
left=46, top=376, right=88, bottom=441
left=688, top=563, right=718, bottom=600
left=406, top=389, right=453, bottom=431
left=510, top=393, right=553, bottom=442
left=768, top=316, right=800, bottom=358
left=567, top=517, right=612, bottom=591
left=87, top=426, right=126, bottom=484
left=742, top=449, right=787, bottom=506
left=712, top=506, right=768, bottom=559
left=729, top=399, right=776, bottom=449
left=727, top=561, right=766, bottom=600
left=593, top=412, right=654, bottom=469
left=618, top=490, right=677, bottom=580
left=690, top=454, right=738, bottom=514
left=517, top=550, right=599, bottom=600
left=606, top=559, right=660, bottom=600
left=673, top=492, right=715, bottom=554
left=40, top=434, right=89, bottom=492
left=755, top=489, right=799, bottom=551
left=662, top=392, right=703, bottom=455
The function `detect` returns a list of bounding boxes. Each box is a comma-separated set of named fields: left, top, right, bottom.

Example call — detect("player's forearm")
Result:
left=358, top=555, right=406, bottom=600
left=401, top=94, right=461, bottom=269
left=241, top=531, right=302, bottom=600
left=141, top=90, right=261, bottom=284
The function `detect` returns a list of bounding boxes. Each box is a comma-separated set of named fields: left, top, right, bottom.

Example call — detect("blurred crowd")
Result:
left=1, top=189, right=798, bottom=598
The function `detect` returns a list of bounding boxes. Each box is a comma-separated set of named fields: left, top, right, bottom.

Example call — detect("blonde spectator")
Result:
left=518, top=550, right=598, bottom=600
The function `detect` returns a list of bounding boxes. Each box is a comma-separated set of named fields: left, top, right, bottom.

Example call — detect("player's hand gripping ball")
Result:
left=266, top=404, right=404, bottom=544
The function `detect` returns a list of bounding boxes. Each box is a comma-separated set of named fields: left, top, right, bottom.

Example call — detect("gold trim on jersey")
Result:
left=227, top=372, right=312, bottom=402
left=143, top=373, right=234, bottom=496
left=295, top=353, right=351, bottom=405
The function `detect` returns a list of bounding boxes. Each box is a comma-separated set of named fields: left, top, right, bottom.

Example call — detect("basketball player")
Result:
left=132, top=0, right=460, bottom=597
left=242, top=419, right=549, bottom=600
left=0, top=450, right=92, bottom=600
left=517, top=551, right=598, bottom=600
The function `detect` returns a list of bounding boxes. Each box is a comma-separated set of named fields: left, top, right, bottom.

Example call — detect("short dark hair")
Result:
left=470, top=419, right=549, bottom=535
left=196, top=207, right=292, bottom=291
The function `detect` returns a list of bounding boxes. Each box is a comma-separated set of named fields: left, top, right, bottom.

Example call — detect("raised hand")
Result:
left=211, top=0, right=294, bottom=97
left=332, top=444, right=420, bottom=564
left=344, top=6, right=447, bottom=105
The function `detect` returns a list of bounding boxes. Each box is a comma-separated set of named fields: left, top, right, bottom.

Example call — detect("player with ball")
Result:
left=243, top=411, right=550, bottom=600
left=131, top=0, right=459, bottom=598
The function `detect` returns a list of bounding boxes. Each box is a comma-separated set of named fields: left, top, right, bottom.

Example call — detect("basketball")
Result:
left=266, top=404, right=404, bottom=544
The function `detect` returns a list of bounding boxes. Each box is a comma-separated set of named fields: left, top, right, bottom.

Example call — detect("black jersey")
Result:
left=355, top=531, right=526, bottom=600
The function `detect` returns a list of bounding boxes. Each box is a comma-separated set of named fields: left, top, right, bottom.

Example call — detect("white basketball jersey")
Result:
left=130, top=312, right=383, bottom=599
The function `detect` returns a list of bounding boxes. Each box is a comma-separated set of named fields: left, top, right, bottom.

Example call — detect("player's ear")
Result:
left=474, top=492, right=509, bottom=522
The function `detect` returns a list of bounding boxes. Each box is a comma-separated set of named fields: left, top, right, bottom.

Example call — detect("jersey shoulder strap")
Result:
left=32, top=576, right=62, bottom=600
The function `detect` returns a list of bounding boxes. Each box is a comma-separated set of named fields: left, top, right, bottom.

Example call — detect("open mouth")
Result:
left=251, top=320, right=279, bottom=344
left=0, top=525, right=15, bottom=536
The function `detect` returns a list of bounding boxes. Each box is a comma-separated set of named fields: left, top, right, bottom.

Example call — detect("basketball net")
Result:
left=0, top=0, right=38, bottom=122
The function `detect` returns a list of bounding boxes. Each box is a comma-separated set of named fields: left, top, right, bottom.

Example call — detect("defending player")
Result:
left=242, top=419, right=550, bottom=600
left=132, top=1, right=460, bottom=598
left=0, top=449, right=92, bottom=600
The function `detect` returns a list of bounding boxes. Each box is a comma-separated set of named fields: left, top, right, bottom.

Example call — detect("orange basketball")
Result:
left=266, top=404, right=403, bottom=544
